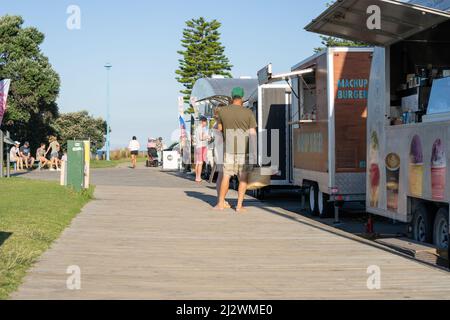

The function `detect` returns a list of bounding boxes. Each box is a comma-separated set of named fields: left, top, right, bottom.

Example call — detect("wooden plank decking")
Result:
left=12, top=166, right=450, bottom=300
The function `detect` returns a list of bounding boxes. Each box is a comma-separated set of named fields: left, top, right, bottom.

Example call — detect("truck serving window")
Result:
left=300, top=71, right=317, bottom=121
left=389, top=19, right=450, bottom=125
left=427, top=77, right=450, bottom=115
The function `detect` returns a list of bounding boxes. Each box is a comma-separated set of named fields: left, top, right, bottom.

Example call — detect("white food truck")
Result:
left=306, top=0, right=450, bottom=249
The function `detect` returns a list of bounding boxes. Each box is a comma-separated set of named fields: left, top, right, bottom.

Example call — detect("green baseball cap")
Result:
left=231, top=87, right=244, bottom=99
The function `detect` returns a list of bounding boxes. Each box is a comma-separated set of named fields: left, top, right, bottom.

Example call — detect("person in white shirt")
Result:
left=194, top=116, right=210, bottom=183
left=10, top=142, right=23, bottom=171
left=128, top=136, right=140, bottom=169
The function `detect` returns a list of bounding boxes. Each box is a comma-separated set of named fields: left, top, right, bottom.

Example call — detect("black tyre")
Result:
left=308, top=184, right=319, bottom=216
left=318, top=191, right=334, bottom=219
left=201, top=163, right=211, bottom=180
left=253, top=188, right=266, bottom=200
left=231, top=176, right=239, bottom=191
left=412, top=204, right=434, bottom=244
left=433, top=208, right=449, bottom=250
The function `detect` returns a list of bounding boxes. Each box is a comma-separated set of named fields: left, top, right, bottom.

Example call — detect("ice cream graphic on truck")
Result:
left=431, top=139, right=446, bottom=201
left=386, top=153, right=401, bottom=212
left=369, top=131, right=380, bottom=208
left=409, top=135, right=424, bottom=197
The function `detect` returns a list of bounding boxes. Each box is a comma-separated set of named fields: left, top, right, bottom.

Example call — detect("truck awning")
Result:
left=305, top=0, right=450, bottom=46
left=190, top=78, right=259, bottom=106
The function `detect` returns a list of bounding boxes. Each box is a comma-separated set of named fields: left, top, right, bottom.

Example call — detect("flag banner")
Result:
left=179, top=115, right=191, bottom=165
left=0, top=79, right=11, bottom=125
left=179, top=115, right=187, bottom=140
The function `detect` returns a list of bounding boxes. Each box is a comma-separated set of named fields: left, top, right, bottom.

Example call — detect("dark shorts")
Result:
left=131, top=151, right=139, bottom=156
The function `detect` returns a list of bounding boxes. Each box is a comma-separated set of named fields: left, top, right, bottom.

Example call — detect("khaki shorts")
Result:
left=223, top=153, right=252, bottom=177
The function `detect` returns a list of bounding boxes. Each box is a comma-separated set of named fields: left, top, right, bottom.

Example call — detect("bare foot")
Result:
left=213, top=205, right=225, bottom=211
left=236, top=207, right=248, bottom=213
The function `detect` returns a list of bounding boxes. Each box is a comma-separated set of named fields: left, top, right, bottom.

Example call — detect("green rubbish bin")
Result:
left=67, top=140, right=85, bottom=192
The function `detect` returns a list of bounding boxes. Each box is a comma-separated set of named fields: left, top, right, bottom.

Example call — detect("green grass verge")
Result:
left=90, top=157, right=146, bottom=169
left=0, top=178, right=94, bottom=300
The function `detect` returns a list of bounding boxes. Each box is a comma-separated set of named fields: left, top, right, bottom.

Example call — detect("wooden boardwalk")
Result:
left=12, top=166, right=450, bottom=300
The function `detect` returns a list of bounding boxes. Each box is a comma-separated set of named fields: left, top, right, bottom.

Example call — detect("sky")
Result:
left=1, top=0, right=329, bottom=148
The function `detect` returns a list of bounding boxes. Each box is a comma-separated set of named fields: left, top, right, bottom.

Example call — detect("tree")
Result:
left=314, top=2, right=367, bottom=53
left=0, top=15, right=60, bottom=149
left=53, top=111, right=107, bottom=153
left=176, top=17, right=233, bottom=104
left=314, top=37, right=367, bottom=53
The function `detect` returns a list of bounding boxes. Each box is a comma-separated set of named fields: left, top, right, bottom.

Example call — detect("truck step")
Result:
left=375, top=237, right=448, bottom=268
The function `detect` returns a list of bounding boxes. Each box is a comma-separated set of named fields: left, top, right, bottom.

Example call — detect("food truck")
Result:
left=189, top=77, right=259, bottom=179
left=259, top=47, right=373, bottom=217
left=305, top=0, right=450, bottom=248
left=248, top=83, right=293, bottom=196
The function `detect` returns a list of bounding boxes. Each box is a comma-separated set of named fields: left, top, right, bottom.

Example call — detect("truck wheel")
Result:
left=318, top=191, right=334, bottom=219
left=254, top=188, right=266, bottom=200
left=308, top=184, right=319, bottom=216
left=433, top=208, right=449, bottom=250
left=412, top=204, right=433, bottom=244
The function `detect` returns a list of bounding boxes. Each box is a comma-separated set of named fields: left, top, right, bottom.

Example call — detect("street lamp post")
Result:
left=104, top=63, right=112, bottom=161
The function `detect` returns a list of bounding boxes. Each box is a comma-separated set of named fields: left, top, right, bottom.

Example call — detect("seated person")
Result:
left=10, top=141, right=23, bottom=171
left=19, top=141, right=35, bottom=170
left=36, top=143, right=49, bottom=169
left=57, top=149, right=64, bottom=168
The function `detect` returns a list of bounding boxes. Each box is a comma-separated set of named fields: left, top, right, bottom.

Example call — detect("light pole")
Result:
left=104, top=63, right=112, bottom=161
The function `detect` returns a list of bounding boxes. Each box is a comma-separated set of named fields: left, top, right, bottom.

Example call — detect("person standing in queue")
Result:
left=194, top=116, right=210, bottom=183
left=156, top=137, right=164, bottom=165
left=128, top=136, right=140, bottom=169
left=212, top=106, right=231, bottom=209
left=214, top=87, right=257, bottom=213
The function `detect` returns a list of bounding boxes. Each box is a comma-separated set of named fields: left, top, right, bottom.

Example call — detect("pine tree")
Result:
left=176, top=17, right=233, bottom=104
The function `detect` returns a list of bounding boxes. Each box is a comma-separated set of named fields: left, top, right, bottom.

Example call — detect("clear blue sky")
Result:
left=1, top=0, right=329, bottom=148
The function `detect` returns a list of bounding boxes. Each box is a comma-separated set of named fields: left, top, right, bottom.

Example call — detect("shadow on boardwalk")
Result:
left=185, top=191, right=261, bottom=209
left=0, top=232, right=12, bottom=248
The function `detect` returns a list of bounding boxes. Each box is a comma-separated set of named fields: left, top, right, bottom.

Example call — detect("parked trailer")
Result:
left=260, top=48, right=373, bottom=217
left=248, top=83, right=293, bottom=198
left=306, top=0, right=450, bottom=249
left=294, top=48, right=373, bottom=218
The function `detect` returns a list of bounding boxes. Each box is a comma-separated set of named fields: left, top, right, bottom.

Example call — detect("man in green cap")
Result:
left=214, top=87, right=257, bottom=213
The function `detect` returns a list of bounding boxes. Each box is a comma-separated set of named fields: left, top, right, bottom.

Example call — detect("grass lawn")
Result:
left=90, top=157, right=146, bottom=169
left=0, top=178, right=94, bottom=300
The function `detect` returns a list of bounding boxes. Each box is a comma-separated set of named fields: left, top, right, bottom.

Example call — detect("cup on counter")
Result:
left=386, top=153, right=401, bottom=212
